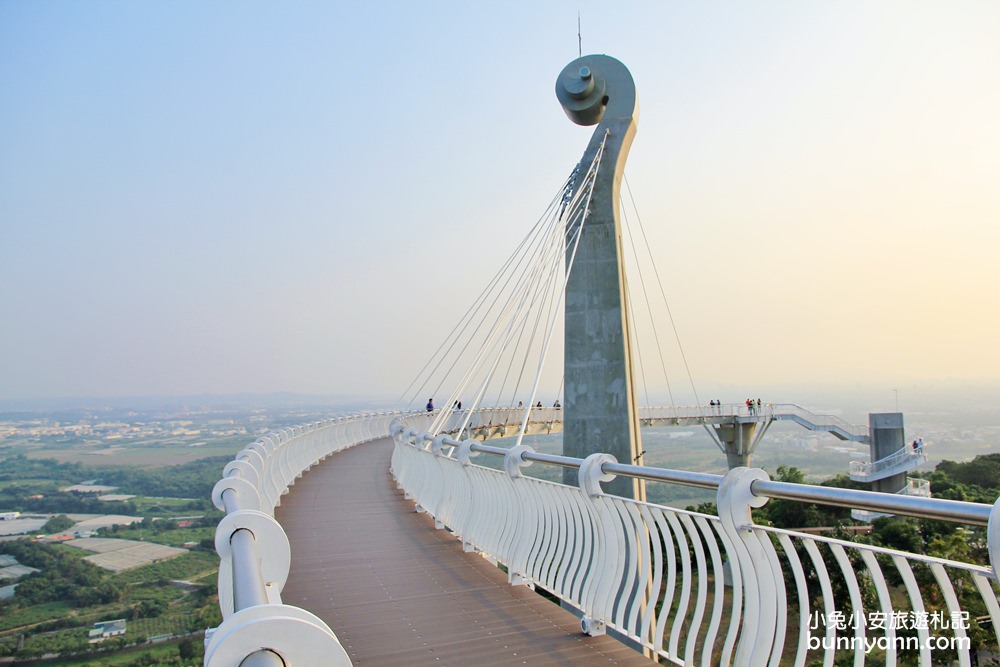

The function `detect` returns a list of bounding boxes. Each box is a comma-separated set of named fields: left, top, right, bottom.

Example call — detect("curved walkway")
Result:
left=275, top=437, right=652, bottom=666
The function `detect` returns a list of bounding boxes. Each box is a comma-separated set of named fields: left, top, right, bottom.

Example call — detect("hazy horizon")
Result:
left=2, top=3, right=998, bottom=402
left=3, top=379, right=1000, bottom=421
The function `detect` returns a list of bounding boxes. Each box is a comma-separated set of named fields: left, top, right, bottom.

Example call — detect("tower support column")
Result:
left=713, top=422, right=760, bottom=469
left=556, top=55, right=643, bottom=500
left=869, top=412, right=907, bottom=494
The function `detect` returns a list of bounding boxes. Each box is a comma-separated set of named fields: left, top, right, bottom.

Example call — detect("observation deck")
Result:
left=452, top=403, right=869, bottom=443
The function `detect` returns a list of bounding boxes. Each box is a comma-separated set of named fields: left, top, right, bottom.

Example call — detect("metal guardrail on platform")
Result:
left=206, top=412, right=406, bottom=666
left=391, top=413, right=1000, bottom=667
left=850, top=444, right=929, bottom=480
left=210, top=409, right=1000, bottom=666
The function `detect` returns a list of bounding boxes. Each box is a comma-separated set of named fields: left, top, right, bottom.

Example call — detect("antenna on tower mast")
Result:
left=577, top=12, right=582, bottom=57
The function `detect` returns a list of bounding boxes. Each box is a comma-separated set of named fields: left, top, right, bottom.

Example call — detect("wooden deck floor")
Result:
left=275, top=437, right=653, bottom=666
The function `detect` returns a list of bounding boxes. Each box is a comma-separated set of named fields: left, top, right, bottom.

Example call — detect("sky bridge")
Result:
left=458, top=403, right=869, bottom=442
left=207, top=413, right=1000, bottom=666
left=450, top=403, right=872, bottom=475
left=202, top=54, right=994, bottom=667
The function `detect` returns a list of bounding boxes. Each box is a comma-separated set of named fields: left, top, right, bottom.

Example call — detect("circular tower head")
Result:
left=555, top=54, right=637, bottom=127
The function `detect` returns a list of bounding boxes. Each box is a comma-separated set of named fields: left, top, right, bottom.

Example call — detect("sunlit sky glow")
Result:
left=1, top=2, right=998, bottom=405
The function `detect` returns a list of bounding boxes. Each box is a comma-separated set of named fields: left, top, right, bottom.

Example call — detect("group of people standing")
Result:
left=425, top=399, right=563, bottom=412
left=425, top=398, right=465, bottom=412
left=707, top=399, right=764, bottom=415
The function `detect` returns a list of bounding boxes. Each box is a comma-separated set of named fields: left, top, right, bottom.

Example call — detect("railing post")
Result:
left=456, top=439, right=482, bottom=553
left=229, top=529, right=271, bottom=610
left=208, top=414, right=416, bottom=667
left=717, top=467, right=779, bottom=667
left=989, top=496, right=1000, bottom=577
left=576, top=452, right=619, bottom=637
left=504, top=444, right=535, bottom=587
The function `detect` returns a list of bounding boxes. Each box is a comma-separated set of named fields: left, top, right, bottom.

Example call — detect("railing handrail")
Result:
left=422, top=403, right=870, bottom=445
left=393, top=412, right=1000, bottom=666
left=438, top=437, right=988, bottom=526
left=209, top=410, right=998, bottom=665
left=850, top=443, right=926, bottom=477
left=207, top=410, right=417, bottom=666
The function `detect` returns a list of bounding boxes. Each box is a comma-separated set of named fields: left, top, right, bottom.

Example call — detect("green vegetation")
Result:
left=111, top=551, right=220, bottom=587
left=0, top=454, right=229, bottom=516
left=727, top=458, right=1000, bottom=666
left=925, top=452, right=1000, bottom=503
left=41, top=514, right=76, bottom=533
left=0, top=517, right=221, bottom=664
left=130, top=496, right=208, bottom=515
left=44, top=637, right=203, bottom=666
left=99, top=520, right=216, bottom=548
left=3, top=440, right=999, bottom=664
left=0, top=446, right=228, bottom=663
left=0, top=600, right=74, bottom=633
left=0, top=541, right=121, bottom=608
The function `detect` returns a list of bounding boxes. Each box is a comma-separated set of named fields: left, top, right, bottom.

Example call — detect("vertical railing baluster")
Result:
left=709, top=520, right=743, bottom=667
left=802, top=539, right=836, bottom=667
left=929, top=562, right=971, bottom=667
left=858, top=549, right=897, bottom=666
left=757, top=529, right=787, bottom=667
left=379, top=409, right=1000, bottom=665
left=891, top=555, right=932, bottom=666
left=695, top=515, right=726, bottom=667
left=829, top=543, right=867, bottom=667
left=678, top=513, right=709, bottom=665
left=653, top=509, right=677, bottom=655
left=776, top=533, right=810, bottom=667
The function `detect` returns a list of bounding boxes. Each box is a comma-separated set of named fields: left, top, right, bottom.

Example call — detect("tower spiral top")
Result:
left=555, top=54, right=638, bottom=127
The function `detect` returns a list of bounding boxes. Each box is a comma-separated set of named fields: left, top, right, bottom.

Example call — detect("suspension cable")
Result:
left=515, top=131, right=608, bottom=443
left=620, top=201, right=675, bottom=407
left=420, top=144, right=606, bottom=435
left=401, top=174, right=572, bottom=410
left=623, top=174, right=701, bottom=406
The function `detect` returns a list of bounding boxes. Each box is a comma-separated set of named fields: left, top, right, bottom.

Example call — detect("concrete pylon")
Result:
left=869, top=412, right=907, bottom=494
left=714, top=422, right=761, bottom=469
left=556, top=55, right=644, bottom=501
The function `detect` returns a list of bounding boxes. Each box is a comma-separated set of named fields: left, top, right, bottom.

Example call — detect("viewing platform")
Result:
left=450, top=402, right=869, bottom=444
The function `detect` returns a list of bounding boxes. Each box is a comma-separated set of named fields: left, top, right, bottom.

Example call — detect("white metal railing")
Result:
left=209, top=410, right=999, bottom=665
left=850, top=477, right=933, bottom=522
left=851, top=445, right=928, bottom=481
left=904, top=476, right=932, bottom=497
left=206, top=411, right=407, bottom=666
left=769, top=403, right=870, bottom=441
left=643, top=402, right=775, bottom=420
left=392, top=414, right=1000, bottom=667
left=642, top=403, right=869, bottom=441
left=408, top=402, right=870, bottom=445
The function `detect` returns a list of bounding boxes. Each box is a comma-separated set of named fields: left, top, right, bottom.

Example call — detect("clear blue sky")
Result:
left=2, top=2, right=998, bottom=403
